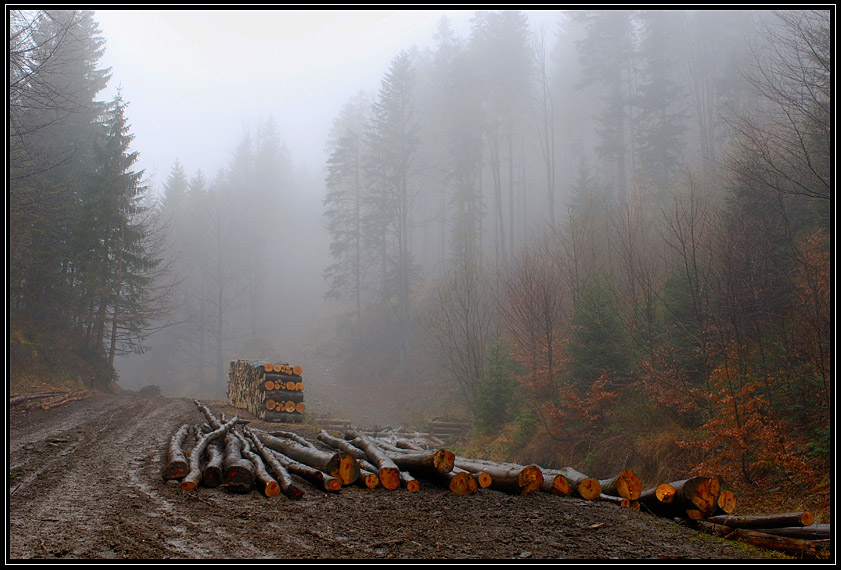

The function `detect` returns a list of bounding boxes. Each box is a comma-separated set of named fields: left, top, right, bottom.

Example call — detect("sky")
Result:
left=93, top=9, right=497, bottom=193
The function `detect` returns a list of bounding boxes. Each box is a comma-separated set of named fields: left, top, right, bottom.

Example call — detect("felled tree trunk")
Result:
left=705, top=512, right=815, bottom=529
left=599, top=493, right=632, bottom=508
left=692, top=520, right=830, bottom=558
left=256, top=431, right=359, bottom=486
left=543, top=467, right=600, bottom=500
left=674, top=476, right=721, bottom=520
left=235, top=432, right=279, bottom=497
left=222, top=433, right=255, bottom=493
left=162, top=424, right=190, bottom=480
left=756, top=524, right=830, bottom=540
left=540, top=472, right=572, bottom=496
left=386, top=450, right=455, bottom=476
left=637, top=483, right=676, bottom=516
left=202, top=437, right=225, bottom=488
left=356, top=469, right=380, bottom=489
left=267, top=447, right=342, bottom=492
left=244, top=428, right=304, bottom=499
left=182, top=417, right=238, bottom=491
left=598, top=470, right=642, bottom=501
left=344, top=429, right=401, bottom=490
left=454, top=458, right=543, bottom=494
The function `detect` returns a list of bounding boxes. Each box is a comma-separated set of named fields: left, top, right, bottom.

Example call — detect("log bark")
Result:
left=691, top=520, right=830, bottom=558
left=386, top=450, right=455, bottom=476
left=202, top=437, right=225, bottom=488
left=235, top=431, right=279, bottom=497
left=598, top=469, right=642, bottom=501
left=454, top=458, right=543, bottom=494
left=256, top=431, right=359, bottom=486
left=540, top=472, right=572, bottom=496
left=599, top=493, right=631, bottom=508
left=543, top=467, right=600, bottom=500
left=705, top=512, right=815, bottom=529
left=637, top=483, right=676, bottom=516
left=244, top=428, right=304, bottom=499
left=162, top=424, right=190, bottom=480
left=755, top=524, right=830, bottom=540
left=222, top=432, right=255, bottom=493
left=267, top=448, right=341, bottom=492
left=182, top=417, right=238, bottom=491
left=344, top=429, right=401, bottom=490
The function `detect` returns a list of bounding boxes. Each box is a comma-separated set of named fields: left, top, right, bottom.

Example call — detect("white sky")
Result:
left=94, top=9, right=492, bottom=192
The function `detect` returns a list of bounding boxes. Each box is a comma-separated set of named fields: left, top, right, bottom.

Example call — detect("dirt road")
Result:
left=8, top=393, right=767, bottom=560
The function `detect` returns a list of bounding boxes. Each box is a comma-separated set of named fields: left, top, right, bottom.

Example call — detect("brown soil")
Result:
left=8, top=394, right=776, bottom=560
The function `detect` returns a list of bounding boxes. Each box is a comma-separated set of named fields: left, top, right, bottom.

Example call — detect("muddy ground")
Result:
left=8, top=393, right=775, bottom=561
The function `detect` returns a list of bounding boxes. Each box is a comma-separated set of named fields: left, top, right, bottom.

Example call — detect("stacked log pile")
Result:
left=227, top=360, right=305, bottom=422
left=160, top=403, right=829, bottom=559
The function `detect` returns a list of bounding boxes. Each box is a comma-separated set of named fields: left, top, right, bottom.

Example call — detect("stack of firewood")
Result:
left=162, top=403, right=829, bottom=559
left=227, top=360, right=305, bottom=422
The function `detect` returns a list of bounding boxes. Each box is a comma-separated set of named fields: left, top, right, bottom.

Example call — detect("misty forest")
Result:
left=8, top=9, right=831, bottom=510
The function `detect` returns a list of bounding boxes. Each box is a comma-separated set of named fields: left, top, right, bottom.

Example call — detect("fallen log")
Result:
left=543, top=467, right=600, bottom=500
left=162, top=424, right=190, bottom=480
left=244, top=428, right=304, bottom=499
left=267, top=447, right=341, bottom=492
left=221, top=432, right=255, bottom=493
left=715, top=488, right=737, bottom=515
left=691, top=520, right=830, bottom=558
left=202, top=438, right=225, bottom=488
left=400, top=471, right=421, bottom=491
left=705, top=512, right=815, bottom=530
left=235, top=431, right=279, bottom=497
left=454, top=458, right=543, bottom=494
left=637, top=483, right=676, bottom=516
left=182, top=417, right=238, bottom=491
left=755, top=524, right=830, bottom=540
left=344, top=429, right=401, bottom=490
left=675, top=476, right=722, bottom=520
left=437, top=468, right=478, bottom=495
left=356, top=469, right=380, bottom=489
left=599, top=493, right=632, bottom=508
left=540, top=472, right=572, bottom=497
left=256, top=431, right=359, bottom=486
left=9, top=391, right=68, bottom=407
left=598, top=470, right=642, bottom=501
left=39, top=389, right=89, bottom=409
left=386, top=450, right=455, bottom=476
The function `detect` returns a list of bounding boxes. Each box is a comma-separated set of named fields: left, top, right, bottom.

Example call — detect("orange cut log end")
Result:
left=657, top=483, right=676, bottom=503
left=520, top=465, right=544, bottom=494
left=617, top=470, right=642, bottom=501
left=379, top=467, right=401, bottom=491
left=551, top=474, right=572, bottom=496
left=475, top=472, right=493, bottom=489
left=718, top=489, right=737, bottom=514
left=265, top=481, right=280, bottom=497
left=578, top=478, right=601, bottom=500
left=449, top=472, right=476, bottom=495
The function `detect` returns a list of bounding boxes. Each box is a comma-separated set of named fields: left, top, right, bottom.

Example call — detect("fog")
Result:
left=14, top=8, right=825, bottom=430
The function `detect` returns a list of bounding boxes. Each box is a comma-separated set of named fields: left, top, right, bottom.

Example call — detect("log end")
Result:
left=717, top=489, right=737, bottom=514
left=434, top=449, right=456, bottom=473
left=578, top=477, right=601, bottom=500
left=801, top=512, right=815, bottom=526
left=379, top=467, right=401, bottom=491
left=162, top=461, right=188, bottom=480
left=519, top=465, right=544, bottom=494
left=449, top=471, right=476, bottom=495
left=405, top=479, right=421, bottom=492
left=475, top=472, right=493, bottom=489
left=618, top=470, right=642, bottom=501
left=550, top=474, right=572, bottom=496
left=264, top=481, right=281, bottom=497
left=657, top=483, right=676, bottom=504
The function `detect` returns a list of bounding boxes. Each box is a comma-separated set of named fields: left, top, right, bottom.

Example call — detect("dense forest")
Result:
left=8, top=9, right=831, bottom=500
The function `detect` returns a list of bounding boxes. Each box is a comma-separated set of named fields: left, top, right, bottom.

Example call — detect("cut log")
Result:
left=162, top=424, right=190, bottom=480
left=692, top=520, right=830, bottom=558
left=543, top=467, right=600, bottom=500
left=244, top=428, right=304, bottom=499
left=637, top=483, right=676, bottom=516
left=472, top=471, right=493, bottom=489
left=755, top=524, right=830, bottom=540
left=9, top=391, right=68, bottom=407
left=454, top=458, right=543, bottom=494
left=344, top=429, right=401, bottom=490
left=439, top=468, right=478, bottom=495
left=202, top=438, right=225, bottom=488
left=235, top=431, right=279, bottom=497
left=705, top=512, right=815, bottom=530
left=182, top=417, right=238, bottom=491
left=540, top=472, right=572, bottom=496
left=267, top=448, right=341, bottom=492
left=386, top=449, right=455, bottom=476
left=356, top=469, right=380, bottom=489
left=599, top=493, right=632, bottom=508
left=221, top=432, right=255, bottom=493
left=715, top=488, right=737, bottom=515
left=256, top=431, right=359, bottom=486
left=400, top=471, right=421, bottom=491
left=673, top=476, right=722, bottom=519
left=598, top=469, right=642, bottom=501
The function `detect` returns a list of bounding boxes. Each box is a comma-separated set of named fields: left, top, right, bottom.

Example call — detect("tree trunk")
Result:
left=453, top=458, right=543, bottom=494
left=637, top=483, right=676, bottom=515
left=182, top=417, right=238, bottom=491
left=202, top=437, right=224, bottom=488
left=691, top=520, right=830, bottom=558
left=344, top=429, right=401, bottom=490
left=244, top=427, right=304, bottom=499
left=267, top=447, right=341, bottom=492
left=222, top=433, right=254, bottom=493
left=540, top=472, right=572, bottom=496
left=256, top=431, right=359, bottom=486
left=235, top=432, right=279, bottom=497
left=543, top=467, right=600, bottom=500
left=162, top=424, right=190, bottom=480
left=705, top=512, right=815, bottom=529
left=755, top=525, right=830, bottom=540
left=598, top=469, right=642, bottom=501
left=599, top=493, right=632, bottom=508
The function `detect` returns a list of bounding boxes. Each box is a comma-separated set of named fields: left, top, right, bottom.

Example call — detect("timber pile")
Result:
left=160, top=403, right=829, bottom=559
left=227, top=359, right=306, bottom=422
